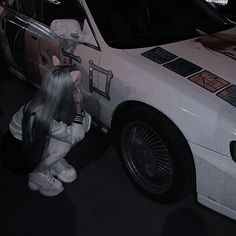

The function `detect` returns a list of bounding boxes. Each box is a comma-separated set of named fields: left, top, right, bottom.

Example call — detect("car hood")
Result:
left=123, top=26, right=236, bottom=88
left=120, top=26, right=236, bottom=156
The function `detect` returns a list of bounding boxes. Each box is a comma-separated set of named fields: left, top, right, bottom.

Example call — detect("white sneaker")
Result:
left=50, top=159, right=77, bottom=183
left=28, top=170, right=64, bottom=197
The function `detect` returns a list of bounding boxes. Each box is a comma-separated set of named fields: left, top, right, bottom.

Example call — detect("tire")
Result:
left=113, top=105, right=196, bottom=203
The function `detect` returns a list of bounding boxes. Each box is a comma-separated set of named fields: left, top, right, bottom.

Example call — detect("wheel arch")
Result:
left=111, top=100, right=197, bottom=193
left=111, top=100, right=187, bottom=144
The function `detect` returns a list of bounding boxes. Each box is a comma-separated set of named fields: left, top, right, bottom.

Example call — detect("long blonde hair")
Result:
left=23, top=66, right=77, bottom=144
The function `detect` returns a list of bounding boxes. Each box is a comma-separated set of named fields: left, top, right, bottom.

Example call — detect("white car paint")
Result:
left=81, top=1, right=236, bottom=219
left=90, top=36, right=236, bottom=220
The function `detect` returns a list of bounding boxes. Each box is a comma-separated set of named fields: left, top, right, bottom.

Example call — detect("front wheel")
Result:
left=114, top=106, right=196, bottom=203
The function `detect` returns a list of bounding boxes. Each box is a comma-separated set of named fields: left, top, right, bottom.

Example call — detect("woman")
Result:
left=1, top=66, right=91, bottom=196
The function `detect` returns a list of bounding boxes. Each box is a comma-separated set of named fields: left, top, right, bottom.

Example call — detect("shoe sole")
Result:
left=57, top=172, right=77, bottom=183
left=28, top=181, right=64, bottom=197
left=50, top=170, right=78, bottom=183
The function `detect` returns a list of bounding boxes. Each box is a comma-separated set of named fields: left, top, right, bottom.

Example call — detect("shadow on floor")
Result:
left=0, top=115, right=109, bottom=236
left=66, top=127, right=110, bottom=171
left=0, top=164, right=77, bottom=236
left=161, top=207, right=208, bottom=236
left=0, top=108, right=3, bottom=119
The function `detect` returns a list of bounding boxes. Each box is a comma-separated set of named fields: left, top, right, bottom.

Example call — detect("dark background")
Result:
left=0, top=62, right=236, bottom=235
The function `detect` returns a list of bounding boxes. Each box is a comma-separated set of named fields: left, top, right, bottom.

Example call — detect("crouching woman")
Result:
left=1, top=66, right=91, bottom=196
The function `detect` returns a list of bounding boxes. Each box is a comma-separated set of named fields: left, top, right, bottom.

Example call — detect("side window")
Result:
left=37, top=0, right=86, bottom=27
left=2, top=0, right=31, bottom=16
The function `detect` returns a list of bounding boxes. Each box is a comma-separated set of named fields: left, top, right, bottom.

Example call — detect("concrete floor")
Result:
left=0, top=71, right=236, bottom=236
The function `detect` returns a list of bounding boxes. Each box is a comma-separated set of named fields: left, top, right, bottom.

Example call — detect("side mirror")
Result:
left=50, top=19, right=98, bottom=47
left=50, top=19, right=83, bottom=42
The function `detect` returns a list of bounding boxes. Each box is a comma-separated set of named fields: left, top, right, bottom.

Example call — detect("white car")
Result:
left=205, top=0, right=228, bottom=5
left=205, top=0, right=236, bottom=22
left=1, top=0, right=236, bottom=220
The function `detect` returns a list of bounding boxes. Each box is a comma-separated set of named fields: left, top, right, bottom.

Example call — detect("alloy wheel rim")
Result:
left=121, top=121, right=174, bottom=195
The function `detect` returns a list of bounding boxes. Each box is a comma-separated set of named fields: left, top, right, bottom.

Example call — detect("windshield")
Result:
left=86, top=0, right=233, bottom=49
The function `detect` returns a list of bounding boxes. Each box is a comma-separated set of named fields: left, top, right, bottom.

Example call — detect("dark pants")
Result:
left=1, top=129, right=28, bottom=174
left=1, top=129, right=70, bottom=174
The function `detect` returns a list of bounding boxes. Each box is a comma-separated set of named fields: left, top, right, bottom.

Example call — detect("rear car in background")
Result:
left=205, top=0, right=236, bottom=22
left=1, top=0, right=236, bottom=220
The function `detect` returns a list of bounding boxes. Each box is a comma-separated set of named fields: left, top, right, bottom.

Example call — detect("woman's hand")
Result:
left=52, top=55, right=84, bottom=112
left=82, top=112, right=91, bottom=132
left=70, top=70, right=83, bottom=104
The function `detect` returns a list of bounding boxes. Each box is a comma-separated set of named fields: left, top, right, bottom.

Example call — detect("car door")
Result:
left=24, top=0, right=61, bottom=85
left=0, top=0, right=31, bottom=77
left=27, top=0, right=101, bottom=118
